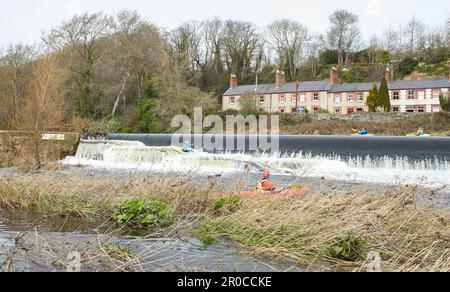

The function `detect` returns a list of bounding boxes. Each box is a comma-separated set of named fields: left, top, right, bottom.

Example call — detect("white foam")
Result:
left=63, top=140, right=450, bottom=188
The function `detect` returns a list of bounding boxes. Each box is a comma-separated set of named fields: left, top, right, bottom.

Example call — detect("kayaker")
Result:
left=182, top=141, right=193, bottom=153
left=256, top=170, right=276, bottom=192
left=359, top=128, right=369, bottom=136
left=416, top=126, right=425, bottom=137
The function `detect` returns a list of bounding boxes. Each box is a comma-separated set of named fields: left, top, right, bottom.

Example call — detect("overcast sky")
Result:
left=0, top=0, right=449, bottom=48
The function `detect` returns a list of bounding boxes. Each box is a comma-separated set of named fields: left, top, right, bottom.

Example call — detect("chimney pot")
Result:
left=385, top=66, right=393, bottom=83
left=276, top=70, right=286, bottom=87
left=230, top=74, right=238, bottom=88
left=330, top=67, right=339, bottom=84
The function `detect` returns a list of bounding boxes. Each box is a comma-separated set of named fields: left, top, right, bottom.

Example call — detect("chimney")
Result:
left=330, top=67, right=339, bottom=84
left=385, top=66, right=393, bottom=83
left=230, top=74, right=238, bottom=88
left=275, top=70, right=285, bottom=87
left=448, top=59, right=450, bottom=80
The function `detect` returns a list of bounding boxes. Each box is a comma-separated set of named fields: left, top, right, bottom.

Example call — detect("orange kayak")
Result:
left=238, top=185, right=309, bottom=200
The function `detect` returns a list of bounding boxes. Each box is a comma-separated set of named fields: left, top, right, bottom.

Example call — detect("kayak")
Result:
left=351, top=134, right=375, bottom=137
left=171, top=146, right=194, bottom=155
left=406, top=134, right=431, bottom=137
left=238, top=185, right=309, bottom=200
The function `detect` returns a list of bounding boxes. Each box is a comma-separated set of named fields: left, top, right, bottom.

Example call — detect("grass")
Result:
left=195, top=188, right=450, bottom=272
left=0, top=172, right=448, bottom=272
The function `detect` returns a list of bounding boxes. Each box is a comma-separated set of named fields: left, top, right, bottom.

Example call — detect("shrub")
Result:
left=113, top=197, right=174, bottom=229
left=211, top=196, right=241, bottom=214
left=326, top=235, right=368, bottom=262
left=197, top=221, right=217, bottom=246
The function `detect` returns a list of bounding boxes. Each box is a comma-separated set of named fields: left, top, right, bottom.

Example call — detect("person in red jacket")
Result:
left=257, top=170, right=276, bottom=192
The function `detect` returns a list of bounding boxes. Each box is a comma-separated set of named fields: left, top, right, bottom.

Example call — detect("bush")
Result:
left=325, top=235, right=367, bottom=262
left=114, top=197, right=174, bottom=229
left=197, top=221, right=217, bottom=246
left=211, top=196, right=241, bottom=214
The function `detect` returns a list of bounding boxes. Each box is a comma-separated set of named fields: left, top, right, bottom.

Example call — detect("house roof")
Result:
left=223, top=79, right=450, bottom=96
left=389, top=80, right=450, bottom=90
left=223, top=80, right=333, bottom=96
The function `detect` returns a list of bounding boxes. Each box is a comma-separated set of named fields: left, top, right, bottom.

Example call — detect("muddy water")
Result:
left=0, top=209, right=299, bottom=272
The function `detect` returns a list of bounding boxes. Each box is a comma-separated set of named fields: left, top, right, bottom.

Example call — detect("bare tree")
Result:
left=110, top=9, right=165, bottom=117
left=222, top=20, right=262, bottom=76
left=167, top=21, right=202, bottom=75
left=405, top=17, right=426, bottom=53
left=0, top=44, right=35, bottom=128
left=327, top=10, right=361, bottom=66
left=201, top=17, right=224, bottom=73
left=44, top=13, right=113, bottom=118
left=268, top=19, right=309, bottom=78
left=12, top=55, right=67, bottom=169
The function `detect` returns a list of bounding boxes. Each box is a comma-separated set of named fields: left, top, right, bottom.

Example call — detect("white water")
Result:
left=63, top=140, right=450, bottom=189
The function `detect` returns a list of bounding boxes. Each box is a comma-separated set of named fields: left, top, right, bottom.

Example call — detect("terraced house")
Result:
left=223, top=67, right=450, bottom=115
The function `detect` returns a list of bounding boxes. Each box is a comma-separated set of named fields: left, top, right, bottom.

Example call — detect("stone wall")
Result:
left=291, top=112, right=449, bottom=124
left=0, top=131, right=80, bottom=158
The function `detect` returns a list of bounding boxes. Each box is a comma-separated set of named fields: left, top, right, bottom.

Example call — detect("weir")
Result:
left=106, top=134, right=450, bottom=159
left=65, top=135, right=450, bottom=187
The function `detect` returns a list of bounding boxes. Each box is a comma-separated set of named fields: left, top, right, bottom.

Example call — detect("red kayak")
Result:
left=238, top=186, right=309, bottom=200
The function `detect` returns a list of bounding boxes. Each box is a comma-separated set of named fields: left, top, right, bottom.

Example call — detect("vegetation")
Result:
left=114, top=197, right=174, bottom=230
left=211, top=196, right=241, bottom=215
left=378, top=77, right=391, bottom=112
left=0, top=10, right=449, bottom=136
left=440, top=94, right=450, bottom=112
left=0, top=172, right=448, bottom=271
left=366, top=84, right=379, bottom=112
left=325, top=235, right=367, bottom=262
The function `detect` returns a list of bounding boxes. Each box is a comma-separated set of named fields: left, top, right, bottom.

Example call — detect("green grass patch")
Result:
left=113, top=197, right=174, bottom=230
left=211, top=196, right=241, bottom=215
left=325, top=235, right=368, bottom=262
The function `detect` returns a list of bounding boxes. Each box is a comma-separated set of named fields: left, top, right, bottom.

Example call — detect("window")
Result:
left=280, top=108, right=285, bottom=113
left=348, top=108, right=355, bottom=115
left=300, top=95, right=306, bottom=102
left=259, top=96, right=265, bottom=105
left=292, top=95, right=297, bottom=103
left=433, top=90, right=440, bottom=99
left=393, top=107, right=400, bottom=112
left=313, top=93, right=319, bottom=101
left=357, top=93, right=364, bottom=102
left=417, top=106, right=425, bottom=113
left=357, top=108, right=364, bottom=113
left=418, top=90, right=425, bottom=99
left=335, top=108, right=341, bottom=114
left=393, top=92, right=400, bottom=100
left=408, top=90, right=415, bottom=100
left=230, top=97, right=235, bottom=104
left=280, top=96, right=285, bottom=104
left=433, top=106, right=441, bottom=112
left=335, top=95, right=341, bottom=103
left=313, top=107, right=319, bottom=113
left=348, top=94, right=354, bottom=102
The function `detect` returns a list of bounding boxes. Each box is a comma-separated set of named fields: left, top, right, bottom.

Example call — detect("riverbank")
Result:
left=0, top=169, right=448, bottom=272
left=279, top=112, right=450, bottom=136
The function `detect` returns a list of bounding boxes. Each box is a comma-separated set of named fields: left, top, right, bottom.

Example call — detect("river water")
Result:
left=0, top=209, right=298, bottom=272
left=1, top=135, right=449, bottom=271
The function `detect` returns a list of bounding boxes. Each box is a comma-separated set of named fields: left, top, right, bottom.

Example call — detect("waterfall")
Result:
left=63, top=139, right=450, bottom=188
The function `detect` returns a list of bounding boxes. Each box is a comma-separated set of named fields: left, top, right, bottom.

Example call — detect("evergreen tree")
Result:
left=378, top=77, right=391, bottom=112
left=366, top=84, right=379, bottom=112
left=440, top=94, right=450, bottom=112
left=134, top=72, right=160, bottom=133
